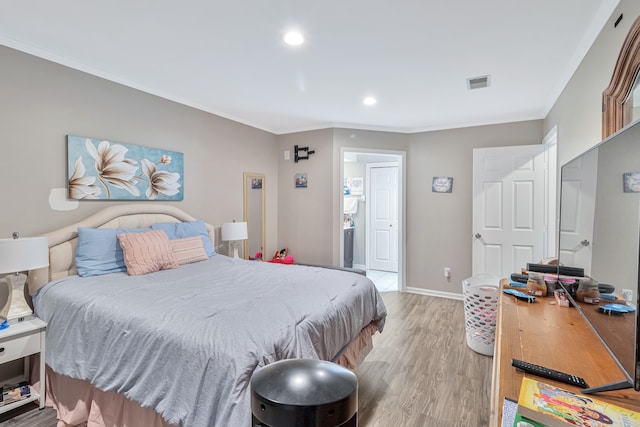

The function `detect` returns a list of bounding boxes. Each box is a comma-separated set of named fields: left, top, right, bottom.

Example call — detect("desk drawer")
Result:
left=0, top=333, right=41, bottom=362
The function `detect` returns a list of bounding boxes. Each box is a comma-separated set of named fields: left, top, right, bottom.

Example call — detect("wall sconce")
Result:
left=294, top=145, right=315, bottom=163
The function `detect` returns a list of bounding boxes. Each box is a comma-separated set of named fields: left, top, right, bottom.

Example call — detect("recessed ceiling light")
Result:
left=284, top=31, right=304, bottom=46
left=363, top=96, right=377, bottom=106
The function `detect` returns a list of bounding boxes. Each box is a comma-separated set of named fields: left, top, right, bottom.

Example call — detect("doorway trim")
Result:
left=340, top=147, right=406, bottom=291
left=543, top=125, right=558, bottom=259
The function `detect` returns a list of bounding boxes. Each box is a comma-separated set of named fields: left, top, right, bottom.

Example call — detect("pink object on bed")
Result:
left=117, top=229, right=179, bottom=275
left=170, top=236, right=208, bottom=265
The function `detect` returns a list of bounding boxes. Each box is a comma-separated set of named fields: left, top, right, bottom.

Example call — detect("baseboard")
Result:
left=353, top=263, right=366, bottom=270
left=405, top=286, right=464, bottom=301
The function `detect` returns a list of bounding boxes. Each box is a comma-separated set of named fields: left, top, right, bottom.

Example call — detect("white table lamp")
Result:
left=221, top=222, right=248, bottom=258
left=0, top=233, right=49, bottom=322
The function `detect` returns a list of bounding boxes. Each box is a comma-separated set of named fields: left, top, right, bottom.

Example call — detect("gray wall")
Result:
left=406, top=121, right=543, bottom=294
left=277, top=129, right=334, bottom=264
left=545, top=0, right=640, bottom=165
left=0, top=45, right=279, bottom=256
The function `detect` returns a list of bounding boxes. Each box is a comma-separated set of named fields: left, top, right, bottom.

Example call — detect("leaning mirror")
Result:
left=243, top=173, right=265, bottom=260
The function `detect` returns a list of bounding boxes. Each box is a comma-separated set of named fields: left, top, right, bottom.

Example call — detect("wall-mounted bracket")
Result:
left=294, top=145, right=315, bottom=163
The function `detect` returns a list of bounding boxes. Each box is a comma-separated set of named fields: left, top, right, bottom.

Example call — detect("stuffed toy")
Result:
left=273, top=248, right=288, bottom=259
left=269, top=248, right=294, bottom=264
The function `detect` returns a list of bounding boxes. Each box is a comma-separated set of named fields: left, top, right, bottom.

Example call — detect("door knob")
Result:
left=581, top=239, right=590, bottom=246
left=475, top=233, right=482, bottom=239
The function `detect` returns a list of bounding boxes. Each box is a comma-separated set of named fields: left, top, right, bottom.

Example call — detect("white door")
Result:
left=367, top=163, right=398, bottom=272
left=472, top=145, right=546, bottom=278
left=558, top=149, right=598, bottom=276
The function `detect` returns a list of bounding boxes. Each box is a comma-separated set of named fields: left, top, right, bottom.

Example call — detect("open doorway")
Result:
left=341, top=149, right=405, bottom=292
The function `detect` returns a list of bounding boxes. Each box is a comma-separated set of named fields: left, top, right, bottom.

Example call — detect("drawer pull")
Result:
left=0, top=347, right=4, bottom=353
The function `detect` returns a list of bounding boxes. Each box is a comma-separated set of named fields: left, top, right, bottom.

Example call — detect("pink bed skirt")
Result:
left=31, top=354, right=175, bottom=427
left=334, top=322, right=378, bottom=369
left=32, top=323, right=378, bottom=426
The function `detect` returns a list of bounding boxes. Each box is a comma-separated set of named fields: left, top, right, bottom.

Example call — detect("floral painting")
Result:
left=432, top=176, right=453, bottom=193
left=67, top=135, right=184, bottom=200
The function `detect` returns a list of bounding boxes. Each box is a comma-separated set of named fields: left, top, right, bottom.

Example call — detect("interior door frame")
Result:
left=339, top=147, right=406, bottom=291
left=543, top=126, right=558, bottom=259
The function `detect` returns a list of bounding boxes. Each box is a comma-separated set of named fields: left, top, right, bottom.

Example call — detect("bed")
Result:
left=26, top=204, right=387, bottom=427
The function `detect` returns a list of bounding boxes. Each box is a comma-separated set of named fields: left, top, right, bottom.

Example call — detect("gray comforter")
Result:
left=33, top=255, right=387, bottom=427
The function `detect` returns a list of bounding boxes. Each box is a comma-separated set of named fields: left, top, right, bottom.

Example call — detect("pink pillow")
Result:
left=117, top=229, right=179, bottom=276
left=171, top=236, right=209, bottom=265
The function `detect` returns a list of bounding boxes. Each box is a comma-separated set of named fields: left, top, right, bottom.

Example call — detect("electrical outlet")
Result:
left=444, top=267, right=451, bottom=279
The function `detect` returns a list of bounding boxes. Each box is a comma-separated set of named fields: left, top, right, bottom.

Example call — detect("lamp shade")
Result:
left=221, top=222, right=248, bottom=241
left=0, top=237, right=49, bottom=274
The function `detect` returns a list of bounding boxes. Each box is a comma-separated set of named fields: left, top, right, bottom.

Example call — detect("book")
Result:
left=0, top=381, right=30, bottom=406
left=518, top=377, right=640, bottom=426
left=513, top=411, right=545, bottom=427
left=503, top=397, right=518, bottom=426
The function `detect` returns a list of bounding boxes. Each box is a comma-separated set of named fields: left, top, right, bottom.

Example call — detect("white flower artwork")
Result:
left=67, top=135, right=183, bottom=200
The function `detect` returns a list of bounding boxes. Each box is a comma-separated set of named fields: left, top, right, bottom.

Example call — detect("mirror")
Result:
left=243, top=173, right=265, bottom=260
left=558, top=118, right=640, bottom=392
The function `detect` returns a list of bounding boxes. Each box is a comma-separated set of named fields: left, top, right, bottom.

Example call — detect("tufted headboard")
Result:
left=28, top=204, right=216, bottom=295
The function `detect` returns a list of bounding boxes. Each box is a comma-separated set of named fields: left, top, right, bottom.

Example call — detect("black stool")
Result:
left=251, top=359, right=358, bottom=427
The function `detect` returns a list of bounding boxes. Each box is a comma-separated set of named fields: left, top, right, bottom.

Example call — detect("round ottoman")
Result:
left=250, top=359, right=358, bottom=427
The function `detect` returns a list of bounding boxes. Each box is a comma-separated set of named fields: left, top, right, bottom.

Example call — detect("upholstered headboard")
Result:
left=28, top=204, right=216, bottom=295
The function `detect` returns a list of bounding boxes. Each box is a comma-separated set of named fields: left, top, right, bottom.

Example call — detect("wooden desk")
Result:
left=490, top=280, right=640, bottom=426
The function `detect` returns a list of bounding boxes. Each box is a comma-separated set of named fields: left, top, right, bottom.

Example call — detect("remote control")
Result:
left=511, top=359, right=588, bottom=388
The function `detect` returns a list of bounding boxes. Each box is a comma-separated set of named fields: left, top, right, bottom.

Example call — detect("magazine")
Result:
left=518, top=377, right=640, bottom=427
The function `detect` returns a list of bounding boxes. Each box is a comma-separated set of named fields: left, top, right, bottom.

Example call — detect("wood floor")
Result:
left=0, top=292, right=493, bottom=427
left=355, top=292, right=493, bottom=427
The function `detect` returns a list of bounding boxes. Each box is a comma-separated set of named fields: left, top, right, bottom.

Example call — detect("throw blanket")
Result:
left=33, top=256, right=386, bottom=427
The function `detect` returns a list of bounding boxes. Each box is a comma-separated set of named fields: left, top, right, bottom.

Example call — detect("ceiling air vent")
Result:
left=467, top=75, right=490, bottom=90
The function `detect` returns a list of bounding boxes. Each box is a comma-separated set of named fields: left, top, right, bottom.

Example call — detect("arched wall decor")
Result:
left=603, top=15, right=640, bottom=139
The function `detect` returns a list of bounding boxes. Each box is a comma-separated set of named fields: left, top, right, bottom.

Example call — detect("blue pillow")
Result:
left=75, top=227, right=150, bottom=277
left=151, top=221, right=215, bottom=257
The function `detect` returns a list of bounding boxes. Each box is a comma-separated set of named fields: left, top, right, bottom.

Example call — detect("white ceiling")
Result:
left=0, top=0, right=619, bottom=135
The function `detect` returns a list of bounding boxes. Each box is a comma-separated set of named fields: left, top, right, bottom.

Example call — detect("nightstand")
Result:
left=0, top=317, right=46, bottom=414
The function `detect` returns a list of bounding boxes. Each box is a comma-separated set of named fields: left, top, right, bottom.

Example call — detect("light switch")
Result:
left=284, top=150, right=290, bottom=160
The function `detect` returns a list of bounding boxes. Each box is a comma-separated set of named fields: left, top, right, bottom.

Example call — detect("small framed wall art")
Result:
left=432, top=176, right=453, bottom=193
left=295, top=173, right=308, bottom=188
left=251, top=178, right=263, bottom=189
left=623, top=172, right=640, bottom=193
